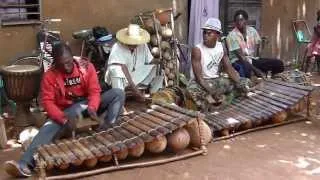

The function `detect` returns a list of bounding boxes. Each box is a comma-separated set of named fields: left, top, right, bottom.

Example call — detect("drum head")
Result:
left=1, top=65, right=40, bottom=73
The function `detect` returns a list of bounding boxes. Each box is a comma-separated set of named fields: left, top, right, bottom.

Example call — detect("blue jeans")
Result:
left=20, top=88, right=125, bottom=168
left=232, top=58, right=284, bottom=78
left=232, top=60, right=252, bottom=78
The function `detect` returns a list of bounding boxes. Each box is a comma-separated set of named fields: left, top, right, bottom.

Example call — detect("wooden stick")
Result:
left=78, top=137, right=103, bottom=158
left=86, top=137, right=112, bottom=162
left=146, top=109, right=186, bottom=127
left=151, top=105, right=190, bottom=122
left=212, top=115, right=307, bottom=142
left=252, top=89, right=295, bottom=106
left=72, top=140, right=98, bottom=168
left=43, top=144, right=69, bottom=169
left=55, top=140, right=81, bottom=166
left=136, top=111, right=177, bottom=131
left=246, top=96, right=284, bottom=112
left=234, top=99, right=277, bottom=115
left=0, top=117, right=7, bottom=149
left=118, top=123, right=154, bottom=142
left=107, top=128, right=136, bottom=148
left=203, top=117, right=224, bottom=131
left=264, top=82, right=309, bottom=96
left=61, top=139, right=86, bottom=164
left=122, top=116, right=162, bottom=138
left=153, top=100, right=199, bottom=117
left=128, top=113, right=171, bottom=134
left=251, top=93, right=288, bottom=109
left=46, top=150, right=205, bottom=180
left=255, top=87, right=297, bottom=102
left=112, top=125, right=144, bottom=145
left=267, top=79, right=313, bottom=91
left=93, top=133, right=121, bottom=153
left=230, top=102, right=266, bottom=120
left=221, top=103, right=262, bottom=126
left=262, top=85, right=303, bottom=99
left=37, top=146, right=55, bottom=170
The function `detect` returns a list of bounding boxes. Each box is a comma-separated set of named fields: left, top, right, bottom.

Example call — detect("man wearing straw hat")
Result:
left=105, top=24, right=162, bottom=100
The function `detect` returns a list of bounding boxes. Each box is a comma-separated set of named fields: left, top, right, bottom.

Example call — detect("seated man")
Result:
left=227, top=9, right=284, bottom=78
left=187, top=18, right=245, bottom=111
left=105, top=24, right=162, bottom=101
left=4, top=43, right=125, bottom=178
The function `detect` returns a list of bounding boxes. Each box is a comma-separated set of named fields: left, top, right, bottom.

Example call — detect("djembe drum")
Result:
left=0, top=64, right=41, bottom=128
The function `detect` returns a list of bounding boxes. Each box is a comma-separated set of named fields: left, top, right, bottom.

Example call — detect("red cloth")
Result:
left=40, top=58, right=101, bottom=124
left=307, top=34, right=320, bottom=56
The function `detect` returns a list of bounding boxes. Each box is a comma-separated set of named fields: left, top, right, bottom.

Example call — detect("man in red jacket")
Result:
left=4, top=43, right=125, bottom=177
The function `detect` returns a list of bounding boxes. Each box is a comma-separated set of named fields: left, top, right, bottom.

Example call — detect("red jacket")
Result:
left=41, top=58, right=101, bottom=124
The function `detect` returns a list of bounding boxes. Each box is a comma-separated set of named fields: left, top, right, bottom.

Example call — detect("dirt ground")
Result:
left=0, top=74, right=320, bottom=180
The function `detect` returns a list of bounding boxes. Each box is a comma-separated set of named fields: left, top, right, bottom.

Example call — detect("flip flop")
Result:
left=4, top=160, right=32, bottom=178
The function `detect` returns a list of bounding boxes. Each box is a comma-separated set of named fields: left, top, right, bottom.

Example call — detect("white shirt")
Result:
left=107, top=42, right=154, bottom=85
left=190, top=42, right=224, bottom=80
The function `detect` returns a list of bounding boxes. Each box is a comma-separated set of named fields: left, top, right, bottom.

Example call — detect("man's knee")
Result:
left=102, top=88, right=125, bottom=102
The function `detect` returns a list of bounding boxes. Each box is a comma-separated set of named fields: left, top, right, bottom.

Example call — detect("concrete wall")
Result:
left=0, top=0, right=190, bottom=64
left=260, top=0, right=320, bottom=63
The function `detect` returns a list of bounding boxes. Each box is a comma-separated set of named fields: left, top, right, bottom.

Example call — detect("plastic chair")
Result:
left=292, top=20, right=312, bottom=67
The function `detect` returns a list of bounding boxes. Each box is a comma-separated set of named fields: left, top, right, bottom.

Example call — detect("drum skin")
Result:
left=1, top=65, right=41, bottom=101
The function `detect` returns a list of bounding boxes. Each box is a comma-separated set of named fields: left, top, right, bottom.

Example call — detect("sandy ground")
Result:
left=0, top=74, right=320, bottom=180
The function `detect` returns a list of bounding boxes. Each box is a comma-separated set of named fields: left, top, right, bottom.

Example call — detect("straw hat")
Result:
left=116, top=24, right=150, bottom=45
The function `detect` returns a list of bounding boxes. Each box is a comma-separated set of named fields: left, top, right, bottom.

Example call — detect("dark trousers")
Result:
left=305, top=55, right=320, bottom=73
left=232, top=58, right=284, bottom=78
left=20, top=88, right=125, bottom=168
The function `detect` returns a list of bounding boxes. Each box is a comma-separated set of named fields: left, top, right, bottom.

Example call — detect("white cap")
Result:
left=201, top=18, right=222, bottom=34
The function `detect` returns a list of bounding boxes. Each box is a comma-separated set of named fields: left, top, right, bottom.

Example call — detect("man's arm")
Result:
left=110, top=63, right=144, bottom=97
left=86, top=63, right=101, bottom=112
left=191, top=47, right=213, bottom=93
left=41, top=73, right=67, bottom=125
left=221, top=54, right=240, bottom=83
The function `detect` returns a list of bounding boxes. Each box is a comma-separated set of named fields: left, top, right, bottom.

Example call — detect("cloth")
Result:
left=186, top=0, right=220, bottom=78
left=187, top=77, right=233, bottom=109
left=20, top=88, right=125, bottom=168
left=232, top=58, right=284, bottom=78
left=190, top=42, right=224, bottom=80
left=232, top=60, right=253, bottom=78
left=307, top=36, right=320, bottom=57
left=41, top=58, right=101, bottom=124
left=106, top=42, right=154, bottom=85
left=252, top=58, right=284, bottom=75
left=226, top=26, right=261, bottom=63
left=305, top=55, right=320, bottom=73
left=188, top=0, right=220, bottom=47
left=106, top=42, right=161, bottom=92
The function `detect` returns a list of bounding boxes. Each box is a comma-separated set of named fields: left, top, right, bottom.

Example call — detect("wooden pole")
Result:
left=0, top=117, right=7, bottom=149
